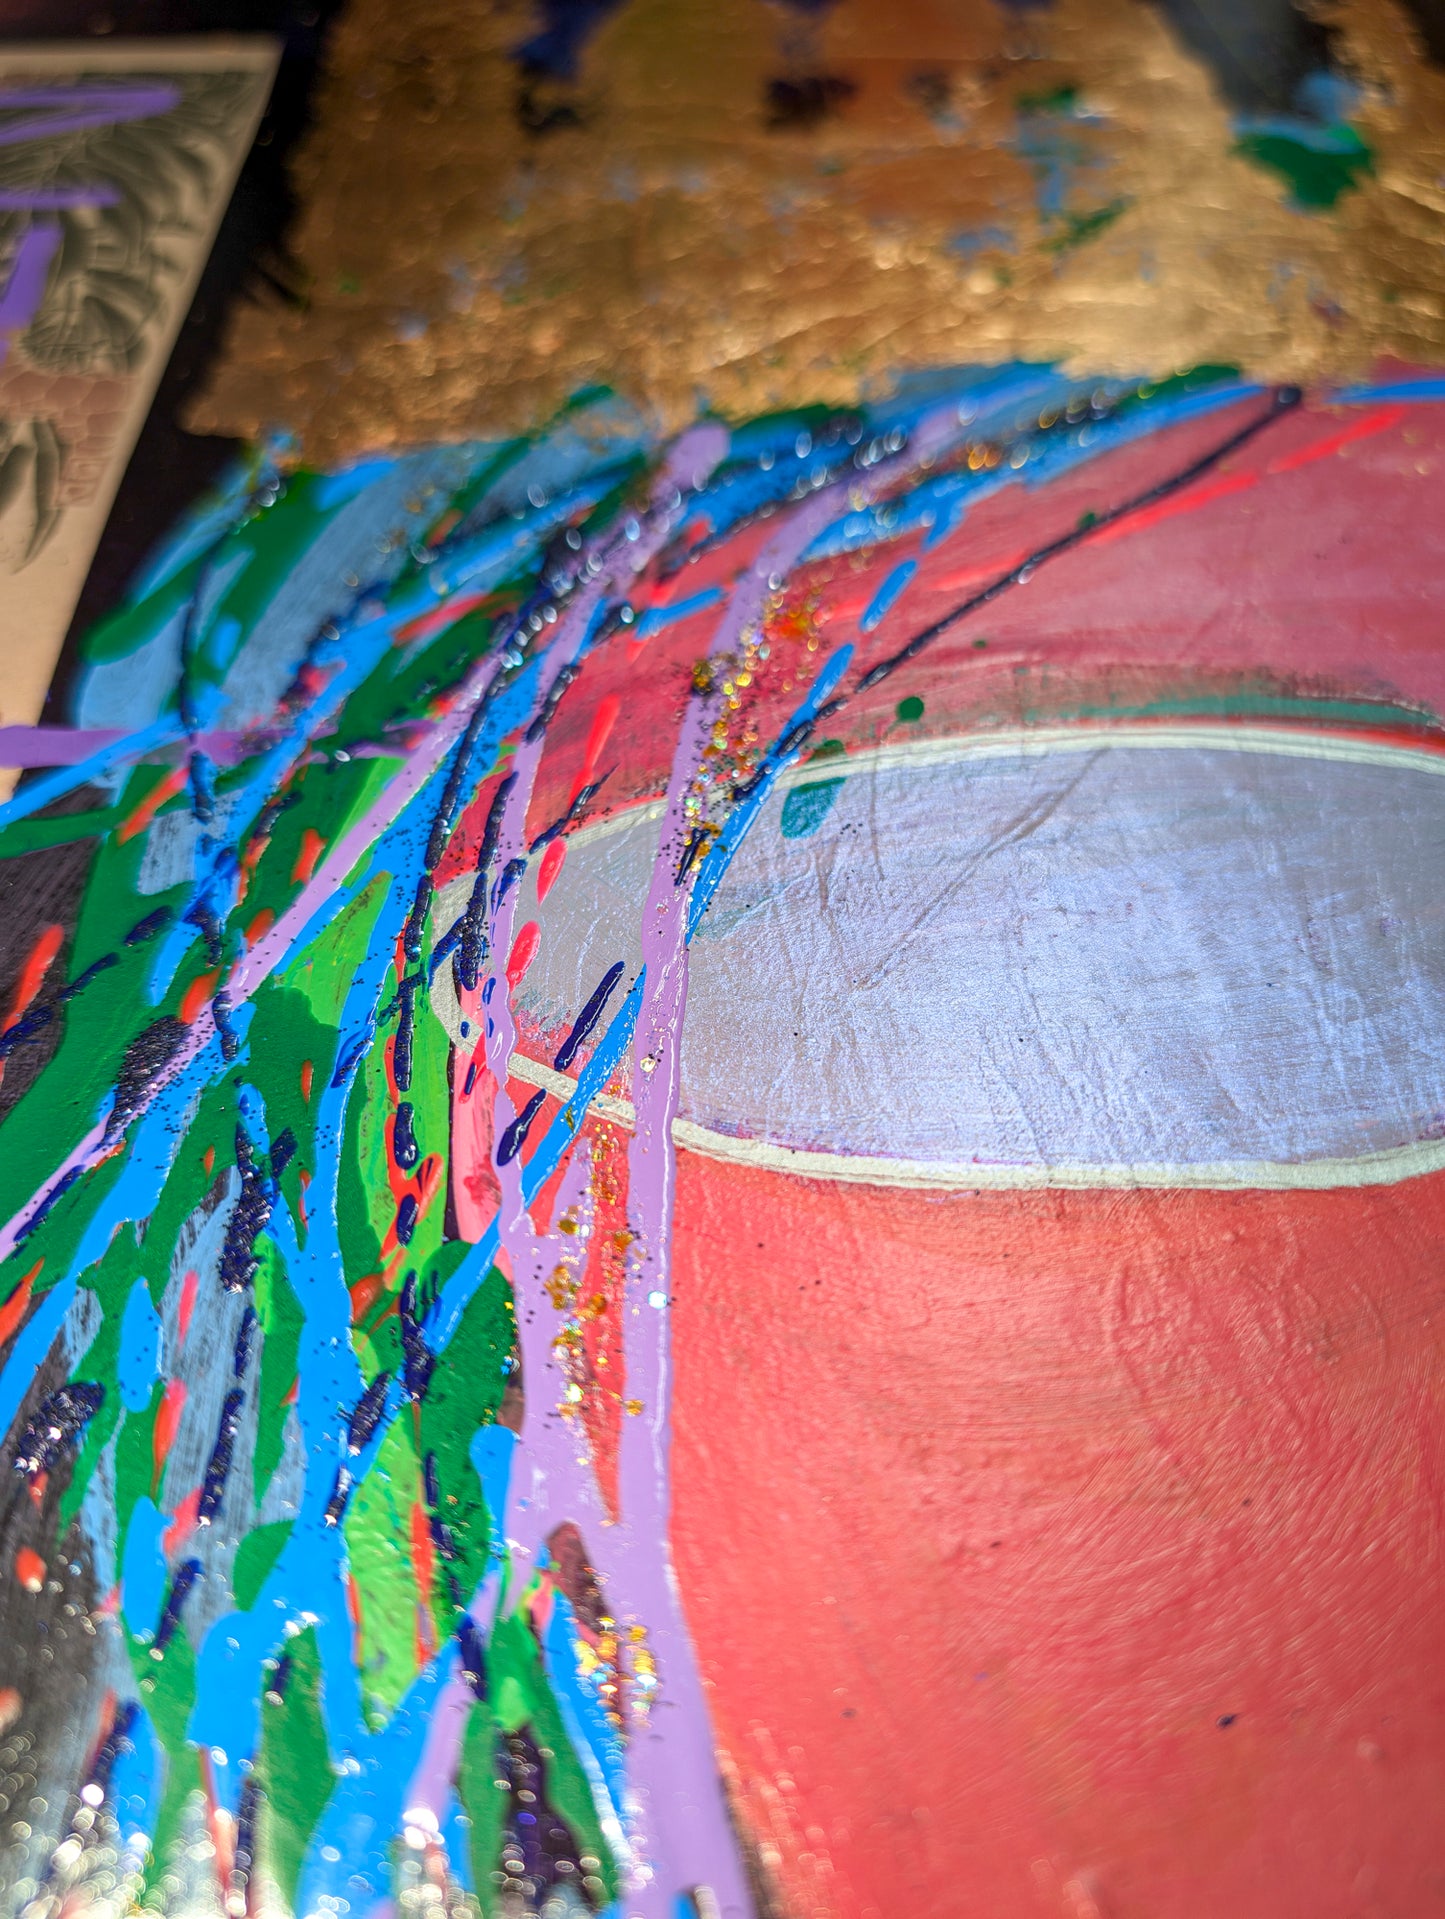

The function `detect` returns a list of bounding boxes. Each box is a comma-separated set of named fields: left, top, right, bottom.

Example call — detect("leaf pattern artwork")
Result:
left=0, top=70, right=261, bottom=571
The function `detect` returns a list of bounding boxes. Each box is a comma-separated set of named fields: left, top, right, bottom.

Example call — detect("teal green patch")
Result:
left=1016, top=84, right=1079, bottom=115
left=895, top=694, right=925, bottom=723
left=781, top=778, right=844, bottom=839
left=1235, top=127, right=1373, bottom=210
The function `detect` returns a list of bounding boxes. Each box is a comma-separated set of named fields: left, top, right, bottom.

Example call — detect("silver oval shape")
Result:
left=433, top=727, right=1445, bottom=1189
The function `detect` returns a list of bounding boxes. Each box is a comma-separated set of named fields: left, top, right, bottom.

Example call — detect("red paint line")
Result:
left=0, top=1259, right=42, bottom=1351
left=116, top=764, right=188, bottom=845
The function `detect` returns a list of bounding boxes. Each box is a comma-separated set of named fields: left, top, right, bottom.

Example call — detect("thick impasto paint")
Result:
left=0, top=363, right=1442, bottom=1919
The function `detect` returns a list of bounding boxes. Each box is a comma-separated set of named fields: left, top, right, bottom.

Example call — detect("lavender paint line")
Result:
left=600, top=418, right=974, bottom=1915
left=0, top=725, right=130, bottom=766
left=0, top=221, right=59, bottom=335
left=0, top=85, right=181, bottom=143
left=614, top=689, right=749, bottom=1918
left=0, top=188, right=119, bottom=209
left=478, top=430, right=730, bottom=1545
left=229, top=686, right=501, bottom=997
left=0, top=724, right=248, bottom=769
left=398, top=1646, right=471, bottom=1832
left=464, top=430, right=754, bottom=1913
left=0, top=714, right=183, bottom=830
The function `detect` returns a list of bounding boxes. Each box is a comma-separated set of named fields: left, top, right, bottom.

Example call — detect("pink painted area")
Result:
left=670, top=1156, right=1445, bottom=1919
left=504, top=920, right=541, bottom=989
left=176, top=1268, right=199, bottom=1347
left=162, top=1483, right=202, bottom=1558
left=535, top=838, right=567, bottom=901
left=449, top=1021, right=500, bottom=1245
left=841, top=388, right=1445, bottom=727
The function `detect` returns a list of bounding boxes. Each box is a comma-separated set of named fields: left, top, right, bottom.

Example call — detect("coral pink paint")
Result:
left=0, top=924, right=64, bottom=1090
left=152, top=1378, right=187, bottom=1489
left=536, top=837, right=567, bottom=901
left=409, top=1500, right=436, bottom=1666
left=115, top=764, right=187, bottom=844
left=0, top=1259, right=40, bottom=1351
left=179, top=969, right=220, bottom=1025
left=162, top=1485, right=203, bottom=1557
left=671, top=1154, right=1445, bottom=1919
left=176, top=1269, right=199, bottom=1346
left=449, top=1034, right=500, bottom=1242
left=3, top=923, right=63, bottom=1030
left=505, top=920, right=541, bottom=989
left=291, top=826, right=327, bottom=886
left=572, top=692, right=620, bottom=796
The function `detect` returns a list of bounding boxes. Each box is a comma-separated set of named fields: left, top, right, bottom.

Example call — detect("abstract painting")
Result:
left=2, top=7, right=1444, bottom=1919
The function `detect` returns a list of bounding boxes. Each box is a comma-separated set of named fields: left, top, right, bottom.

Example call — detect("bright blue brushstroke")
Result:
left=295, top=1650, right=456, bottom=1913
left=120, top=1495, right=169, bottom=1637
left=118, top=1278, right=162, bottom=1412
left=0, top=1275, right=76, bottom=1459
left=468, top=1423, right=515, bottom=1568
left=106, top=1701, right=162, bottom=1850
left=0, top=714, right=181, bottom=831
left=859, top=559, right=916, bottom=632
left=312, top=455, right=403, bottom=511
left=634, top=588, right=724, bottom=639
left=1332, top=380, right=1445, bottom=404
left=543, top=1591, right=629, bottom=1830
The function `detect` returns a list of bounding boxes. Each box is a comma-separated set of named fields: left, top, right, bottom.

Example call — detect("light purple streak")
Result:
left=0, top=221, right=59, bottom=335
left=0, top=188, right=120, bottom=209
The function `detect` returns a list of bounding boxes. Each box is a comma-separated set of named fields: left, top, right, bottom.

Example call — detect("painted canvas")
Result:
left=0, top=39, right=276, bottom=766
left=2, top=7, right=1444, bottom=1919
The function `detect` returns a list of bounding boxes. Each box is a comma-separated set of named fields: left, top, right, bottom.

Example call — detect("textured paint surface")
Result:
left=452, top=736, right=1445, bottom=1170
left=0, top=366, right=1440, bottom=1919
left=194, top=0, right=1445, bottom=456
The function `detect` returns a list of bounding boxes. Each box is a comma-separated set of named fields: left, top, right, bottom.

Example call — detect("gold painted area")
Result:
left=194, top=0, right=1445, bottom=459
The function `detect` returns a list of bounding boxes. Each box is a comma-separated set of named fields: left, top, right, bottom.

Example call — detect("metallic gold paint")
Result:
left=195, top=0, right=1445, bottom=458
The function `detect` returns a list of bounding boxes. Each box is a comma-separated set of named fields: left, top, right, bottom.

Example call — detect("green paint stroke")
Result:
left=1236, top=124, right=1373, bottom=210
